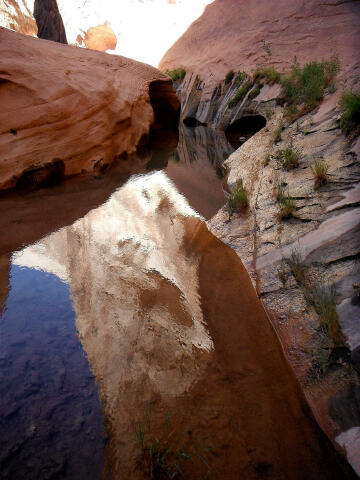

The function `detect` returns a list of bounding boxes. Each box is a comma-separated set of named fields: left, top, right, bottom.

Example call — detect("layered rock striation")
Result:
left=0, top=28, right=179, bottom=191
left=160, top=0, right=360, bottom=472
left=160, top=0, right=360, bottom=128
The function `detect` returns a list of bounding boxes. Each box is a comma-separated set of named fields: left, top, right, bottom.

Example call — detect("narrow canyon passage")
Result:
left=0, top=127, right=354, bottom=479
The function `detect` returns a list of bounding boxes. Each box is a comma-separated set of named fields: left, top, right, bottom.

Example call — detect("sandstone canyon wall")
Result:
left=160, top=0, right=360, bottom=473
left=159, top=0, right=360, bottom=128
left=0, top=28, right=179, bottom=191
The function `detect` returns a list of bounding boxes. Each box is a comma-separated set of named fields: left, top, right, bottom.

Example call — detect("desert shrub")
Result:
left=312, top=285, right=339, bottom=339
left=339, top=91, right=360, bottom=134
left=273, top=119, right=284, bottom=143
left=228, top=81, right=253, bottom=107
left=248, top=86, right=261, bottom=100
left=275, top=144, right=302, bottom=170
left=234, top=71, right=247, bottom=87
left=281, top=56, right=339, bottom=114
left=225, top=70, right=235, bottom=84
left=276, top=183, right=296, bottom=219
left=165, top=67, right=186, bottom=82
left=226, top=179, right=248, bottom=214
left=310, top=160, right=329, bottom=188
left=253, top=66, right=280, bottom=85
left=288, top=248, right=306, bottom=284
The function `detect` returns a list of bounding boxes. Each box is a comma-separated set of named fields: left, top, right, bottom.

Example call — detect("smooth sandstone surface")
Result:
left=0, top=28, right=179, bottom=191
left=160, top=0, right=360, bottom=92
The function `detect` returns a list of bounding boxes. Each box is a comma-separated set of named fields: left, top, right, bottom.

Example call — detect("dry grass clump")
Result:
left=310, top=160, right=329, bottom=189
left=226, top=179, right=249, bottom=215
left=275, top=144, right=302, bottom=170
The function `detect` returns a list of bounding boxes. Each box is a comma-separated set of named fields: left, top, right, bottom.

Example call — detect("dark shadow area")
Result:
left=183, top=117, right=207, bottom=127
left=225, top=114, right=266, bottom=149
left=34, top=0, right=68, bottom=44
left=16, top=159, right=65, bottom=192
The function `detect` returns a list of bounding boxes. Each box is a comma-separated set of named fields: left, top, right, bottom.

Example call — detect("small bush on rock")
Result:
left=248, top=86, right=261, bottom=100
left=281, top=56, right=339, bottom=116
left=253, top=66, right=280, bottom=85
left=228, top=81, right=253, bottom=108
left=310, top=160, right=329, bottom=189
left=226, top=179, right=248, bottom=215
left=165, top=67, right=186, bottom=82
left=276, top=144, right=302, bottom=170
left=225, top=70, right=235, bottom=84
left=339, top=91, right=360, bottom=134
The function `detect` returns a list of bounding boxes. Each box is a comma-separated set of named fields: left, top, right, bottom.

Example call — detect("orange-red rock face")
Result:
left=160, top=0, right=360, bottom=87
left=0, top=28, right=179, bottom=191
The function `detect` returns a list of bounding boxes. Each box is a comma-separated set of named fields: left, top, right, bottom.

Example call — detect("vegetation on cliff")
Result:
left=226, top=179, right=248, bottom=215
left=340, top=91, right=360, bottom=134
left=165, top=67, right=186, bottom=82
left=280, top=56, right=339, bottom=118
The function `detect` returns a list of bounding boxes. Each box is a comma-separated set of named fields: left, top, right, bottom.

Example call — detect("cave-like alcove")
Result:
left=225, top=114, right=266, bottom=149
left=183, top=117, right=207, bottom=127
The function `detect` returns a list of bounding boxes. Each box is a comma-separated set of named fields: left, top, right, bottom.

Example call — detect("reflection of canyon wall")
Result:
left=15, top=172, right=354, bottom=479
left=165, top=125, right=233, bottom=218
left=0, top=28, right=179, bottom=191
left=14, top=172, right=213, bottom=475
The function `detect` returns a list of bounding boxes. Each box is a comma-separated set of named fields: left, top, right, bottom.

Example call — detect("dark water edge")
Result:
left=0, top=265, right=107, bottom=480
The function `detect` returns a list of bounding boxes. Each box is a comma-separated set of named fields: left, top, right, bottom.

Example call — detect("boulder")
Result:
left=0, top=28, right=180, bottom=191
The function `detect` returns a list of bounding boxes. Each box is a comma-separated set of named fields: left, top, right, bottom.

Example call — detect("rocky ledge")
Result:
left=0, top=28, right=179, bottom=191
left=207, top=90, right=360, bottom=474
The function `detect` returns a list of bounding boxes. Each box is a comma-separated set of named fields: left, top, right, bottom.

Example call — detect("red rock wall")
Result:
left=0, top=28, right=179, bottom=191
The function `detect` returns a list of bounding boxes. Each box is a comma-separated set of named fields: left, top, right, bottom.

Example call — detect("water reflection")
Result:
left=0, top=265, right=106, bottom=479
left=0, top=128, right=349, bottom=480
left=164, top=125, right=234, bottom=219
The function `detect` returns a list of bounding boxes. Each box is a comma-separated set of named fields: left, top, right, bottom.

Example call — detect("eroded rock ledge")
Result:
left=0, top=28, right=180, bottom=191
left=207, top=93, right=360, bottom=474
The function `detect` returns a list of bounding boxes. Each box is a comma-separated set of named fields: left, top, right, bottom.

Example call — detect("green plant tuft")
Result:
left=228, top=81, right=253, bottom=108
left=281, top=55, right=339, bottom=117
left=248, top=86, right=261, bottom=100
left=339, top=91, right=360, bottom=134
left=310, top=160, right=329, bottom=189
left=165, top=67, right=186, bottom=82
left=253, top=67, right=280, bottom=85
left=275, top=144, right=302, bottom=170
left=288, top=248, right=306, bottom=284
left=225, top=70, right=235, bottom=84
left=234, top=71, right=247, bottom=87
left=226, top=179, right=249, bottom=215
left=273, top=119, right=284, bottom=143
left=276, top=183, right=296, bottom=219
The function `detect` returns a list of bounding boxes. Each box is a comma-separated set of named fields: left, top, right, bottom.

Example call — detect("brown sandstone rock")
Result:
left=160, top=0, right=360, bottom=92
left=0, top=28, right=179, bottom=191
